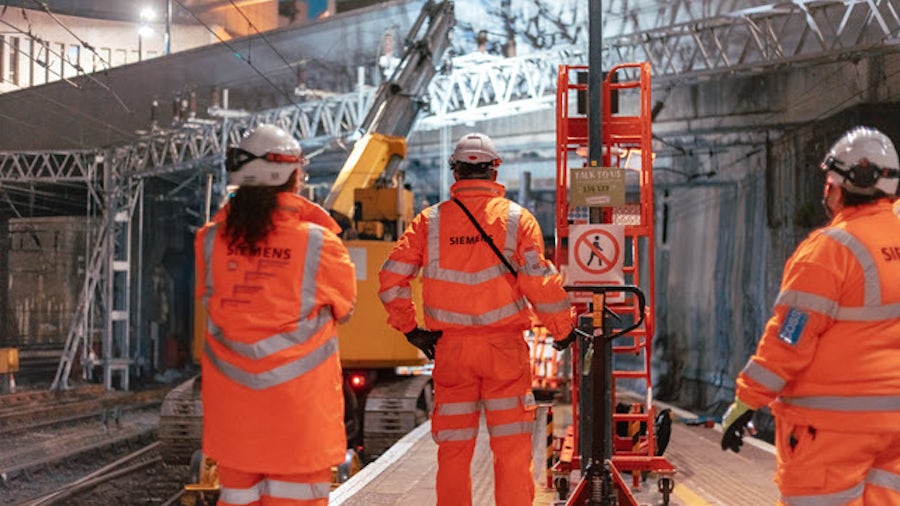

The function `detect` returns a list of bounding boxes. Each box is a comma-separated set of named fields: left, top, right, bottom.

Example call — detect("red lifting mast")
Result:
left=553, top=62, right=676, bottom=505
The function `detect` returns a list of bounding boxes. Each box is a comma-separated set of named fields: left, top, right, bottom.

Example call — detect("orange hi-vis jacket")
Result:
left=737, top=200, right=900, bottom=431
left=379, top=179, right=573, bottom=340
left=195, top=192, right=357, bottom=474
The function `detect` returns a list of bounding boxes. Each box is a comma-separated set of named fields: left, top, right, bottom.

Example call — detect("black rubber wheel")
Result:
left=189, top=449, right=204, bottom=484
left=343, top=378, right=362, bottom=448
left=415, top=379, right=434, bottom=425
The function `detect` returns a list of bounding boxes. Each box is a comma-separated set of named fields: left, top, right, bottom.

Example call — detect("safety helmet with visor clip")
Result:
left=449, top=133, right=502, bottom=168
left=820, top=126, right=900, bottom=197
left=226, top=124, right=309, bottom=187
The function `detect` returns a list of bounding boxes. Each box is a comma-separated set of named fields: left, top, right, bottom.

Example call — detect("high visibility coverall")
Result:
left=735, top=200, right=900, bottom=506
left=195, top=192, right=357, bottom=506
left=378, top=179, right=573, bottom=506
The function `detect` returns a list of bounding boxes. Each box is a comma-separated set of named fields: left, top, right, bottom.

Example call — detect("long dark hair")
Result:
left=224, top=171, right=298, bottom=250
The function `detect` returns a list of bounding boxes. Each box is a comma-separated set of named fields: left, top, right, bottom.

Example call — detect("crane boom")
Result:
left=323, top=0, right=454, bottom=221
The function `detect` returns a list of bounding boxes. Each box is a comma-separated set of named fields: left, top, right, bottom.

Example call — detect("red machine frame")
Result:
left=553, top=62, right=675, bottom=505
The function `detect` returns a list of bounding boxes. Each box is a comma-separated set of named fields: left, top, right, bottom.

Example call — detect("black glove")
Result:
left=405, top=328, right=442, bottom=360
left=552, top=328, right=578, bottom=351
left=720, top=400, right=755, bottom=453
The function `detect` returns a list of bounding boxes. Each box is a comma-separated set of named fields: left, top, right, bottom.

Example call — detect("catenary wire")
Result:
left=171, top=0, right=303, bottom=111
left=226, top=0, right=298, bottom=71
left=23, top=0, right=130, bottom=112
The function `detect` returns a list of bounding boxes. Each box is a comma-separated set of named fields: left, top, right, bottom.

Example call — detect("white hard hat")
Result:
left=449, top=133, right=502, bottom=166
left=821, top=126, right=900, bottom=196
left=226, top=124, right=308, bottom=187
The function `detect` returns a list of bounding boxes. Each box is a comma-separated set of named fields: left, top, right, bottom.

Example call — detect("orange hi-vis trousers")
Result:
left=430, top=331, right=537, bottom=506
left=217, top=466, right=332, bottom=506
left=775, top=418, right=900, bottom=505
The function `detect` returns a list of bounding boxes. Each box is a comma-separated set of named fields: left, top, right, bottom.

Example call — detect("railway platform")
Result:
left=330, top=400, right=778, bottom=506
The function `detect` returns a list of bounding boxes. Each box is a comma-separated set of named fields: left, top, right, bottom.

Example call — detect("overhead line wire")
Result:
left=171, top=0, right=302, bottom=111
left=226, top=0, right=297, bottom=71
left=0, top=22, right=79, bottom=89
left=27, top=0, right=112, bottom=69
left=24, top=0, right=131, bottom=113
left=0, top=111, right=84, bottom=147
left=0, top=82, right=135, bottom=148
left=648, top=2, right=900, bottom=162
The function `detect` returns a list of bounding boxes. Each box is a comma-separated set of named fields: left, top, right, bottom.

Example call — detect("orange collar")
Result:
left=831, top=199, right=894, bottom=225
left=449, top=179, right=506, bottom=199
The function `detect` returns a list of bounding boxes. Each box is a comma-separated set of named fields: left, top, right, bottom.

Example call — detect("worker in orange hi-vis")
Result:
left=721, top=126, right=900, bottom=506
left=195, top=124, right=357, bottom=506
left=378, top=132, right=577, bottom=506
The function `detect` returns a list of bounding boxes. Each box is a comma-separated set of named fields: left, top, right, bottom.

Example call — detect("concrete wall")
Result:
left=5, top=216, right=87, bottom=348
left=647, top=53, right=900, bottom=414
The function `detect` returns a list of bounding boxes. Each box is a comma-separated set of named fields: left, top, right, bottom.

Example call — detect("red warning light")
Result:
left=349, top=373, right=366, bottom=390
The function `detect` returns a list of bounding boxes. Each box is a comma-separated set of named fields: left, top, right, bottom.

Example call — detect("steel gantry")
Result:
left=0, top=0, right=896, bottom=390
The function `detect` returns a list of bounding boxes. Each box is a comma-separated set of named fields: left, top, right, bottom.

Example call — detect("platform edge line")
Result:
left=329, top=420, right=433, bottom=505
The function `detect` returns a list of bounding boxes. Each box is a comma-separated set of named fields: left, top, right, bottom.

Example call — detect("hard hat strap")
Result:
left=226, top=147, right=306, bottom=173
left=821, top=156, right=899, bottom=189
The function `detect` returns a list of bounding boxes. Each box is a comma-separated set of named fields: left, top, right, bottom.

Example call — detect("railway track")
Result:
left=0, top=384, right=191, bottom=506
left=12, top=442, right=189, bottom=506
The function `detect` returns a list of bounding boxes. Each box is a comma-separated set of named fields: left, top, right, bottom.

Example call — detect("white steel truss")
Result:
left=422, top=0, right=900, bottom=128
left=0, top=0, right=896, bottom=390
left=0, top=151, right=97, bottom=182
left=605, top=0, right=900, bottom=80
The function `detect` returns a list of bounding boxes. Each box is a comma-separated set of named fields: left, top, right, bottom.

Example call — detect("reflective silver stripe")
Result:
left=427, top=205, right=442, bottom=268
left=423, top=263, right=512, bottom=284
left=821, top=228, right=880, bottom=306
left=300, top=226, right=323, bottom=320
left=534, top=299, right=571, bottom=314
left=867, top=468, right=900, bottom=492
left=201, top=223, right=331, bottom=360
left=741, top=360, right=786, bottom=393
left=837, top=303, right=900, bottom=321
left=780, top=395, right=900, bottom=412
left=379, top=285, right=412, bottom=304
left=267, top=479, right=331, bottom=500
left=422, top=202, right=521, bottom=285
left=488, top=420, right=534, bottom=437
left=782, top=481, right=863, bottom=506
left=219, top=479, right=330, bottom=504
left=814, top=227, right=900, bottom=321
left=219, top=483, right=262, bottom=505
left=205, top=336, right=338, bottom=390
left=425, top=298, right=527, bottom=326
left=206, top=306, right=333, bottom=360
left=504, top=203, right=521, bottom=260
left=202, top=225, right=323, bottom=319
left=434, top=427, right=478, bottom=442
left=437, top=401, right=480, bottom=416
left=774, top=290, right=837, bottom=319
left=483, top=396, right=520, bottom=411
left=776, top=292, right=900, bottom=321
left=521, top=250, right=557, bottom=276
left=381, top=258, right=420, bottom=277
left=201, top=223, right=218, bottom=311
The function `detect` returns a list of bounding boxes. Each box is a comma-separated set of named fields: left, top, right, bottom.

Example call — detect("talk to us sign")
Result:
left=570, top=168, right=625, bottom=207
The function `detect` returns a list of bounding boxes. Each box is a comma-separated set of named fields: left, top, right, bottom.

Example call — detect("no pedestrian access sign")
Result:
left=567, top=224, right=625, bottom=303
